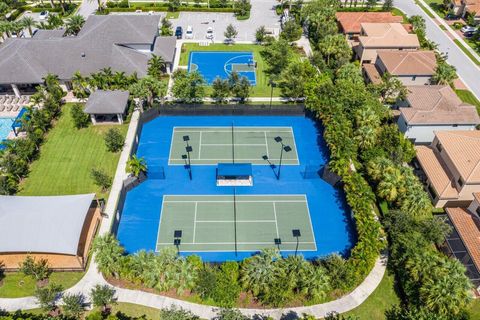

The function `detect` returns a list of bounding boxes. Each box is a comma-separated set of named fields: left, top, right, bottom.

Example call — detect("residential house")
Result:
left=441, top=194, right=480, bottom=291
left=363, top=50, right=437, bottom=85
left=448, top=0, right=480, bottom=22
left=414, top=130, right=480, bottom=208
left=356, top=23, right=420, bottom=64
left=0, top=15, right=177, bottom=97
left=397, top=85, right=479, bottom=144
left=335, top=12, right=403, bottom=40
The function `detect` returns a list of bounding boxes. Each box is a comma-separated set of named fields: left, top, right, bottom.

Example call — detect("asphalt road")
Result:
left=394, top=0, right=480, bottom=99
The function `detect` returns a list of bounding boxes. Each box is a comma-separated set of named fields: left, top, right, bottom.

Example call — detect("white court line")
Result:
left=264, top=131, right=270, bottom=158
left=196, top=220, right=277, bottom=223
left=201, top=143, right=267, bottom=146
left=193, top=201, right=198, bottom=243
left=198, top=131, right=202, bottom=160
left=157, top=241, right=316, bottom=245
left=155, top=195, right=166, bottom=252
left=164, top=200, right=306, bottom=203
left=303, top=194, right=318, bottom=252
left=174, top=130, right=293, bottom=133
left=289, top=127, right=300, bottom=163
left=272, top=202, right=279, bottom=238
left=170, top=158, right=297, bottom=161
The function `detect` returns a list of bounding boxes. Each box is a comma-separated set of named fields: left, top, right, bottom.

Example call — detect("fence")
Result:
left=144, top=103, right=307, bottom=116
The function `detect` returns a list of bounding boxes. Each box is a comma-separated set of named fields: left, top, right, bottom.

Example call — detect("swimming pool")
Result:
left=117, top=116, right=355, bottom=262
left=188, top=51, right=257, bottom=85
left=0, top=117, right=14, bottom=141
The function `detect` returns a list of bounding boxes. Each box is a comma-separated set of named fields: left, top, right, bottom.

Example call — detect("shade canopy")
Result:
left=0, top=193, right=95, bottom=255
left=217, top=163, right=252, bottom=177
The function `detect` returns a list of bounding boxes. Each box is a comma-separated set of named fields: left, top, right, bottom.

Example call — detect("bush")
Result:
left=35, top=283, right=63, bottom=312
left=90, top=168, right=112, bottom=191
left=62, top=293, right=85, bottom=318
left=90, top=284, right=116, bottom=311
left=104, top=128, right=125, bottom=152
left=160, top=307, right=200, bottom=320
left=70, top=103, right=90, bottom=129
left=19, top=255, right=51, bottom=281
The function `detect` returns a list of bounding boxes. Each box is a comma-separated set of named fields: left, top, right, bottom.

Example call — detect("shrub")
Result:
left=62, top=293, right=85, bottom=318
left=280, top=20, right=302, bottom=42
left=160, top=306, right=200, bottom=320
left=35, top=283, right=63, bottom=312
left=19, top=256, right=51, bottom=281
left=104, top=128, right=125, bottom=152
left=70, top=103, right=90, bottom=129
left=90, top=284, right=116, bottom=311
left=90, top=168, right=112, bottom=191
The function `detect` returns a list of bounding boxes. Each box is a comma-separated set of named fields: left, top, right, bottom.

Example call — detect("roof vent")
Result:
left=81, top=52, right=86, bottom=58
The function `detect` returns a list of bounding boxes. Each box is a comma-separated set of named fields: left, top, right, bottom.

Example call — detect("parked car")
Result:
left=461, top=25, right=477, bottom=34
left=39, top=11, right=49, bottom=20
left=11, top=30, right=24, bottom=38
left=464, top=31, right=476, bottom=38
left=206, top=27, right=214, bottom=39
left=175, top=26, right=183, bottom=39
left=185, top=25, right=193, bottom=39
left=445, top=13, right=458, bottom=20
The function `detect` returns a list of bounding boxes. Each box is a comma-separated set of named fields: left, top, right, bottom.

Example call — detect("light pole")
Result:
left=274, top=136, right=292, bottom=180
left=174, top=230, right=182, bottom=255
left=274, top=238, right=282, bottom=252
left=292, top=229, right=301, bottom=257
left=183, top=135, right=193, bottom=180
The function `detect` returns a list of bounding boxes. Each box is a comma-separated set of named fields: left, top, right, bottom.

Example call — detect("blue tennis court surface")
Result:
left=117, top=116, right=355, bottom=262
left=188, top=51, right=257, bottom=85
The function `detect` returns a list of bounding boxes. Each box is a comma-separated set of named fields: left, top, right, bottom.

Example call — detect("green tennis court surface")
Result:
left=156, top=195, right=316, bottom=252
left=168, top=127, right=299, bottom=165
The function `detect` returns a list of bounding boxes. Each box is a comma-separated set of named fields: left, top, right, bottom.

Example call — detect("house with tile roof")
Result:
left=335, top=12, right=403, bottom=39
left=355, top=23, right=420, bottom=64
left=397, top=85, right=480, bottom=144
left=448, top=0, right=480, bottom=22
left=441, top=194, right=480, bottom=290
left=415, top=130, right=480, bottom=207
left=363, top=50, right=437, bottom=85
left=0, top=15, right=176, bottom=98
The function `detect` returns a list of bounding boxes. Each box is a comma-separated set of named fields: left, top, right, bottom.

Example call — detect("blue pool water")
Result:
left=188, top=51, right=257, bottom=85
left=117, top=116, right=355, bottom=262
left=0, top=117, right=14, bottom=141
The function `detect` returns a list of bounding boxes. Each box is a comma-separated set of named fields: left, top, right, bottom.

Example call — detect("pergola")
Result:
left=84, top=90, right=130, bottom=125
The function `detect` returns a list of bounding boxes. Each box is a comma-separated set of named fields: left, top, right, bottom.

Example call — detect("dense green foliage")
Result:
left=0, top=74, right=65, bottom=195
left=70, top=103, right=90, bottom=129
left=104, top=128, right=125, bottom=153
left=171, top=70, right=206, bottom=103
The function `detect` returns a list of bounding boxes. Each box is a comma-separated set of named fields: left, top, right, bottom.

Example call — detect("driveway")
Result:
left=77, top=0, right=99, bottom=18
left=172, top=0, right=280, bottom=42
left=394, top=0, right=480, bottom=99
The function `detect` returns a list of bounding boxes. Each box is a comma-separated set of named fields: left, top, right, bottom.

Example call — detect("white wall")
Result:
left=397, top=115, right=476, bottom=143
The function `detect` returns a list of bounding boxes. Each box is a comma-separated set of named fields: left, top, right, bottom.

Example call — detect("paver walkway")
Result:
left=0, top=109, right=387, bottom=318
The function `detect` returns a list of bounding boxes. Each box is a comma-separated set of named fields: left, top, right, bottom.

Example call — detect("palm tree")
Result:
left=90, top=284, right=116, bottom=313
left=240, top=248, right=280, bottom=296
left=126, top=155, right=147, bottom=177
left=72, top=71, right=89, bottom=100
left=65, top=14, right=85, bottom=36
left=377, top=167, right=404, bottom=202
left=21, top=16, right=37, bottom=37
left=47, top=14, right=64, bottom=29
left=92, top=233, right=124, bottom=278
left=355, top=125, right=377, bottom=150
left=433, top=62, right=457, bottom=86
left=147, top=54, right=166, bottom=80
left=0, top=21, right=9, bottom=40
left=366, top=157, right=393, bottom=181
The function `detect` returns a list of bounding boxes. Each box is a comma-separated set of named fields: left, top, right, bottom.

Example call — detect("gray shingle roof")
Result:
left=0, top=194, right=95, bottom=255
left=0, top=15, right=174, bottom=85
left=153, top=36, right=177, bottom=63
left=32, top=29, right=66, bottom=39
left=84, top=90, right=130, bottom=114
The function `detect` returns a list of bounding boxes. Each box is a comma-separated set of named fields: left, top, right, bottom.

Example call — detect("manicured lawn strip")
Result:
left=414, top=0, right=435, bottom=19
left=469, top=300, right=480, bottom=319
left=18, top=103, right=127, bottom=199
left=179, top=43, right=283, bottom=97
left=423, top=0, right=446, bottom=17
left=0, top=271, right=84, bottom=298
left=166, top=11, right=180, bottom=19
left=341, top=271, right=400, bottom=320
left=456, top=89, right=480, bottom=114
left=453, top=40, right=480, bottom=66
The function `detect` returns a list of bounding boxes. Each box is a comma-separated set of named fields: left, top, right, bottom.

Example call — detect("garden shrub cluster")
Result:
left=0, top=75, right=65, bottom=195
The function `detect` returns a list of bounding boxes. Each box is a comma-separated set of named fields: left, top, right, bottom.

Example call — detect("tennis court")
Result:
left=156, top=195, right=316, bottom=252
left=188, top=51, right=257, bottom=85
left=168, top=126, right=299, bottom=165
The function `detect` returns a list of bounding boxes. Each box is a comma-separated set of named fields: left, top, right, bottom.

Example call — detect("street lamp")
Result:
left=292, top=229, right=301, bottom=257
left=174, top=230, right=182, bottom=255
left=274, top=136, right=292, bottom=180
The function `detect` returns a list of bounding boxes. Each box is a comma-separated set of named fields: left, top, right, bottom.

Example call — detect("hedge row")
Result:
left=105, top=6, right=235, bottom=13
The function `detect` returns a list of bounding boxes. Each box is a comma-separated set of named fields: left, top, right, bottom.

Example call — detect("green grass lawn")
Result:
left=0, top=271, right=84, bottom=298
left=423, top=0, right=446, bottom=17
left=179, top=43, right=283, bottom=97
left=454, top=40, right=480, bottom=66
left=18, top=103, right=127, bottom=199
left=456, top=89, right=480, bottom=115
left=341, top=271, right=400, bottom=320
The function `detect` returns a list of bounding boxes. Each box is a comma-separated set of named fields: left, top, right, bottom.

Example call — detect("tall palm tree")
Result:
left=65, top=14, right=85, bottom=36
left=377, top=167, right=404, bottom=202
left=240, top=248, right=280, bottom=296
left=21, top=16, right=37, bottom=37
